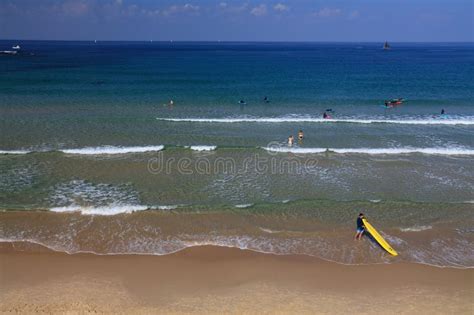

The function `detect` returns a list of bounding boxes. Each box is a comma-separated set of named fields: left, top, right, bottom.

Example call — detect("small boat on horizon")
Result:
left=12, top=45, right=20, bottom=50
left=383, top=41, right=391, bottom=50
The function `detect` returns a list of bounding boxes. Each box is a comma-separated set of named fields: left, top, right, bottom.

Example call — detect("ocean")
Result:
left=0, top=41, right=473, bottom=267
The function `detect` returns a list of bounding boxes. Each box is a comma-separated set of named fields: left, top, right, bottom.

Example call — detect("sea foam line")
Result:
left=185, top=145, right=217, bottom=151
left=2, top=145, right=473, bottom=156
left=399, top=225, right=433, bottom=232
left=1, top=146, right=166, bottom=155
left=157, top=117, right=474, bottom=125
left=0, top=145, right=212, bottom=155
left=61, top=145, right=165, bottom=155
left=49, top=205, right=150, bottom=215
left=263, top=147, right=474, bottom=155
left=48, top=204, right=183, bottom=215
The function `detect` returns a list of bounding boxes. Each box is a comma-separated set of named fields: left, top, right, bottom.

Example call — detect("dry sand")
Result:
left=0, top=242, right=472, bottom=314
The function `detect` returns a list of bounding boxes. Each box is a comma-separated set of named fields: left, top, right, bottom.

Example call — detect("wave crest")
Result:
left=157, top=117, right=474, bottom=125
left=61, top=145, right=164, bottom=155
left=263, top=147, right=474, bottom=155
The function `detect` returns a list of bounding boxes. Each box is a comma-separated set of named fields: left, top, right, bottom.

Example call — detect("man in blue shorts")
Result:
left=354, top=213, right=365, bottom=240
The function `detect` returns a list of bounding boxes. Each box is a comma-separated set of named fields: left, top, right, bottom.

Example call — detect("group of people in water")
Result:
left=287, top=109, right=334, bottom=146
left=288, top=130, right=304, bottom=146
left=240, top=96, right=270, bottom=105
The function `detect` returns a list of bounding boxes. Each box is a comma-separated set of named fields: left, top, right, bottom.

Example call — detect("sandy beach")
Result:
left=0, top=242, right=472, bottom=314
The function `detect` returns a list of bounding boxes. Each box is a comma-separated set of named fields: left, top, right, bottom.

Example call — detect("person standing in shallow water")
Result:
left=354, top=213, right=365, bottom=240
left=298, top=130, right=304, bottom=141
left=288, top=135, right=294, bottom=146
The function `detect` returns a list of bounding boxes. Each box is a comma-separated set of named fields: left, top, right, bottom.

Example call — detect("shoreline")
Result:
left=1, top=242, right=472, bottom=314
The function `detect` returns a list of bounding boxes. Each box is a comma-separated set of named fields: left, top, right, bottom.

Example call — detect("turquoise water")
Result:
left=1, top=41, right=473, bottom=149
left=0, top=41, right=473, bottom=266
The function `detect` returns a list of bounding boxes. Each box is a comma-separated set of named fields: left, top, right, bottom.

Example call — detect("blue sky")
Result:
left=0, top=0, right=472, bottom=41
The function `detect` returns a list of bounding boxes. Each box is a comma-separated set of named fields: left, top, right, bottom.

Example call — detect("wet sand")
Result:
left=0, top=242, right=472, bottom=314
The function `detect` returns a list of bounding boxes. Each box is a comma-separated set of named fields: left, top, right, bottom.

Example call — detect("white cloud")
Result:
left=218, top=2, right=248, bottom=14
left=312, top=7, right=341, bottom=18
left=273, top=3, right=289, bottom=13
left=250, top=4, right=267, bottom=16
left=163, top=3, right=200, bottom=16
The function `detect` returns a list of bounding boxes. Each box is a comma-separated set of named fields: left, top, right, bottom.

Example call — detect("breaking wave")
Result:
left=61, top=145, right=165, bottom=155
left=263, top=146, right=474, bottom=155
left=157, top=116, right=474, bottom=125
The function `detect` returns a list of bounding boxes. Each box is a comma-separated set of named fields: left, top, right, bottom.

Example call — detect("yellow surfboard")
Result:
left=362, top=218, right=398, bottom=256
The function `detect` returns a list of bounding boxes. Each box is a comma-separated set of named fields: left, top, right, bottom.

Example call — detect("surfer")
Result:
left=263, top=96, right=270, bottom=103
left=298, top=130, right=304, bottom=141
left=354, top=213, right=365, bottom=240
left=288, top=135, right=294, bottom=146
left=323, top=112, right=331, bottom=119
left=441, top=109, right=445, bottom=115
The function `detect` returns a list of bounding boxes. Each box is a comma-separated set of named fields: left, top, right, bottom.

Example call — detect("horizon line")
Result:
left=1, top=39, right=473, bottom=44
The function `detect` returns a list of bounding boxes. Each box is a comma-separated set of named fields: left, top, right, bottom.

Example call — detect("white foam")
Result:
left=186, top=145, right=217, bottom=151
left=152, top=205, right=179, bottom=210
left=234, top=203, right=254, bottom=208
left=400, top=225, right=433, bottom=232
left=263, top=147, right=474, bottom=156
left=157, top=117, right=474, bottom=125
left=259, top=227, right=282, bottom=234
left=369, top=199, right=382, bottom=203
left=61, top=145, right=164, bottom=155
left=49, top=205, right=149, bottom=215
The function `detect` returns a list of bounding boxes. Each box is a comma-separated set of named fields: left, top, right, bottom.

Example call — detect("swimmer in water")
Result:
left=298, top=130, right=304, bottom=141
left=164, top=99, right=174, bottom=109
left=263, top=96, right=270, bottom=103
left=441, top=109, right=445, bottom=115
left=323, top=112, right=331, bottom=119
left=288, top=135, right=294, bottom=146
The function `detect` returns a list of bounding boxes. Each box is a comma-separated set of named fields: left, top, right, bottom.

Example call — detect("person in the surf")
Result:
left=354, top=213, right=365, bottom=240
left=384, top=100, right=394, bottom=108
left=441, top=109, right=445, bottom=115
left=263, top=96, right=270, bottom=103
left=288, top=135, right=294, bottom=146
left=298, top=130, right=304, bottom=141
left=323, top=111, right=331, bottom=119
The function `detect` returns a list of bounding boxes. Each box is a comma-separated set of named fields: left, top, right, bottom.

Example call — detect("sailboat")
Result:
left=383, top=41, right=391, bottom=50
